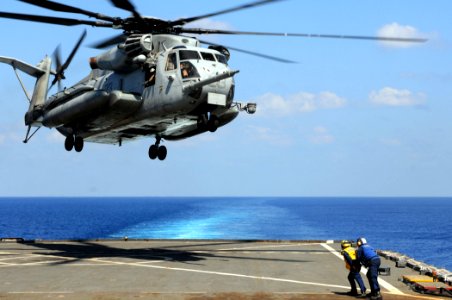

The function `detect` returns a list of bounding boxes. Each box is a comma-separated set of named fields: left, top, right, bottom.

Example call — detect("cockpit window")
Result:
left=165, top=52, right=177, bottom=71
left=215, top=54, right=228, bottom=65
left=179, top=50, right=200, bottom=61
left=201, top=52, right=216, bottom=61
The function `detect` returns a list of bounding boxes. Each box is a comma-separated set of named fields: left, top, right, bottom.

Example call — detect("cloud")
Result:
left=185, top=18, right=234, bottom=31
left=369, top=87, right=426, bottom=107
left=247, top=125, right=293, bottom=146
left=0, top=123, right=24, bottom=144
left=309, top=126, right=335, bottom=144
left=0, top=132, right=22, bottom=144
left=377, top=23, right=426, bottom=48
left=183, top=18, right=234, bottom=43
left=256, top=91, right=347, bottom=116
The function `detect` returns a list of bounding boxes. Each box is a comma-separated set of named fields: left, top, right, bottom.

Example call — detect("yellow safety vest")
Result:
left=342, top=246, right=357, bottom=270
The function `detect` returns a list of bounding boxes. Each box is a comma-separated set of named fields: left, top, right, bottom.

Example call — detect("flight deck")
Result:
left=0, top=240, right=448, bottom=299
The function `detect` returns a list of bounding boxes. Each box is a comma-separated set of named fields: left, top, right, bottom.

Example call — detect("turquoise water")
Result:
left=0, top=197, right=451, bottom=270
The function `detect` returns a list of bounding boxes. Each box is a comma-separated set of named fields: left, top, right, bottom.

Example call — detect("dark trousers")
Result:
left=348, top=270, right=366, bottom=293
left=367, top=257, right=381, bottom=294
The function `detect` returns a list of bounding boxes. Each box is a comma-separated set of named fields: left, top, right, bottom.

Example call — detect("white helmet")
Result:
left=357, top=237, right=367, bottom=246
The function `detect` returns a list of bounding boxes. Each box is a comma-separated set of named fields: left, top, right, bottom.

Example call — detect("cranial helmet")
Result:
left=356, top=237, right=367, bottom=246
left=341, top=240, right=352, bottom=249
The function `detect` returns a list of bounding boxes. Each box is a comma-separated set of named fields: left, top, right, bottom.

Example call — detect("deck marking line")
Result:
left=20, top=260, right=67, bottom=266
left=320, top=243, right=404, bottom=295
left=8, top=291, right=73, bottom=294
left=218, top=243, right=316, bottom=251
left=0, top=253, right=72, bottom=262
left=0, top=255, right=43, bottom=261
left=90, top=257, right=349, bottom=289
left=135, top=260, right=167, bottom=264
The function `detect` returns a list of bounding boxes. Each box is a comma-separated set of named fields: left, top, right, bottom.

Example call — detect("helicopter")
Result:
left=0, top=0, right=426, bottom=161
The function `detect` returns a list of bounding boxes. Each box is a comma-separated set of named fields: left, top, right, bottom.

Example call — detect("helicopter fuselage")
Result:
left=39, top=35, right=247, bottom=147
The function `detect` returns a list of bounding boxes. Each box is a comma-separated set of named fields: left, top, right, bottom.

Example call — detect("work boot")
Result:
left=356, top=292, right=367, bottom=298
left=370, top=291, right=383, bottom=300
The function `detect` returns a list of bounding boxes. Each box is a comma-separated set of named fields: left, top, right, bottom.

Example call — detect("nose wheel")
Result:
left=64, top=134, right=84, bottom=152
left=148, top=137, right=167, bottom=160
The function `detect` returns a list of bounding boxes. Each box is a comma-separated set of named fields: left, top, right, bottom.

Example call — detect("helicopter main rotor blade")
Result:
left=18, top=0, right=116, bottom=22
left=0, top=11, right=113, bottom=27
left=170, top=0, right=285, bottom=27
left=181, top=28, right=427, bottom=43
left=61, top=29, right=87, bottom=71
left=200, top=40, right=296, bottom=63
left=110, top=0, right=143, bottom=21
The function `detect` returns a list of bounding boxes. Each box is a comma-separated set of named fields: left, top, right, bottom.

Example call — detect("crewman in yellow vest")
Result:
left=341, top=240, right=367, bottom=297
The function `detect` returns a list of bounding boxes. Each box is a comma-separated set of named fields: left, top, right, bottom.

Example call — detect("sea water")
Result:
left=0, top=197, right=450, bottom=270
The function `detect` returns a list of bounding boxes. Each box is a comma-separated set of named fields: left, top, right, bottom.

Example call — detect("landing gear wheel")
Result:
left=157, top=146, right=167, bottom=161
left=74, top=136, right=84, bottom=152
left=149, top=144, right=158, bottom=160
left=64, top=135, right=74, bottom=151
left=149, top=136, right=167, bottom=160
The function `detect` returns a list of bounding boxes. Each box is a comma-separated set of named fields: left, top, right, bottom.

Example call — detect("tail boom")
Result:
left=0, top=56, right=53, bottom=126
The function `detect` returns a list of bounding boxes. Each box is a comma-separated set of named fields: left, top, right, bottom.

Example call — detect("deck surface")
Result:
left=0, top=240, right=444, bottom=299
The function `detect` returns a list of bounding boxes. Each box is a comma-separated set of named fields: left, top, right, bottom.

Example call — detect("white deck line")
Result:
left=90, top=257, right=350, bottom=290
left=218, top=242, right=316, bottom=251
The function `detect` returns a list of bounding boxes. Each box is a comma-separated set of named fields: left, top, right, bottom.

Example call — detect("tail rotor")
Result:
left=49, top=29, right=87, bottom=91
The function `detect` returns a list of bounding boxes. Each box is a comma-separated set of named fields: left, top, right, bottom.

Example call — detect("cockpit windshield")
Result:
left=200, top=52, right=216, bottom=61
left=177, top=49, right=228, bottom=80
left=179, top=50, right=200, bottom=61
left=179, top=49, right=227, bottom=65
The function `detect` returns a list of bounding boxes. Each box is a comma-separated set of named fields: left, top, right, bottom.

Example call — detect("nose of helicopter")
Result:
left=182, top=69, right=239, bottom=92
left=183, top=69, right=238, bottom=109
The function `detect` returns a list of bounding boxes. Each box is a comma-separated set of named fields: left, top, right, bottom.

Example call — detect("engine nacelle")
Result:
left=89, top=34, right=152, bottom=72
left=208, top=45, right=230, bottom=62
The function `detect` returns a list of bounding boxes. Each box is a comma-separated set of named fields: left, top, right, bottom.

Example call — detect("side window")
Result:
left=215, top=54, right=228, bottom=65
left=180, top=61, right=200, bottom=79
left=165, top=53, right=177, bottom=71
left=144, top=65, right=156, bottom=87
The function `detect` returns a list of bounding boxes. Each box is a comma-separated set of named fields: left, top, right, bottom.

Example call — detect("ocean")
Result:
left=0, top=197, right=450, bottom=271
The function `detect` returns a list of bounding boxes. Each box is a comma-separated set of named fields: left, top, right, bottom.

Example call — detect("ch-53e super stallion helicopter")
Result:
left=0, top=0, right=425, bottom=161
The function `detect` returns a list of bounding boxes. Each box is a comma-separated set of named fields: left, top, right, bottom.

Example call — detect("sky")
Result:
left=1, top=0, right=451, bottom=197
